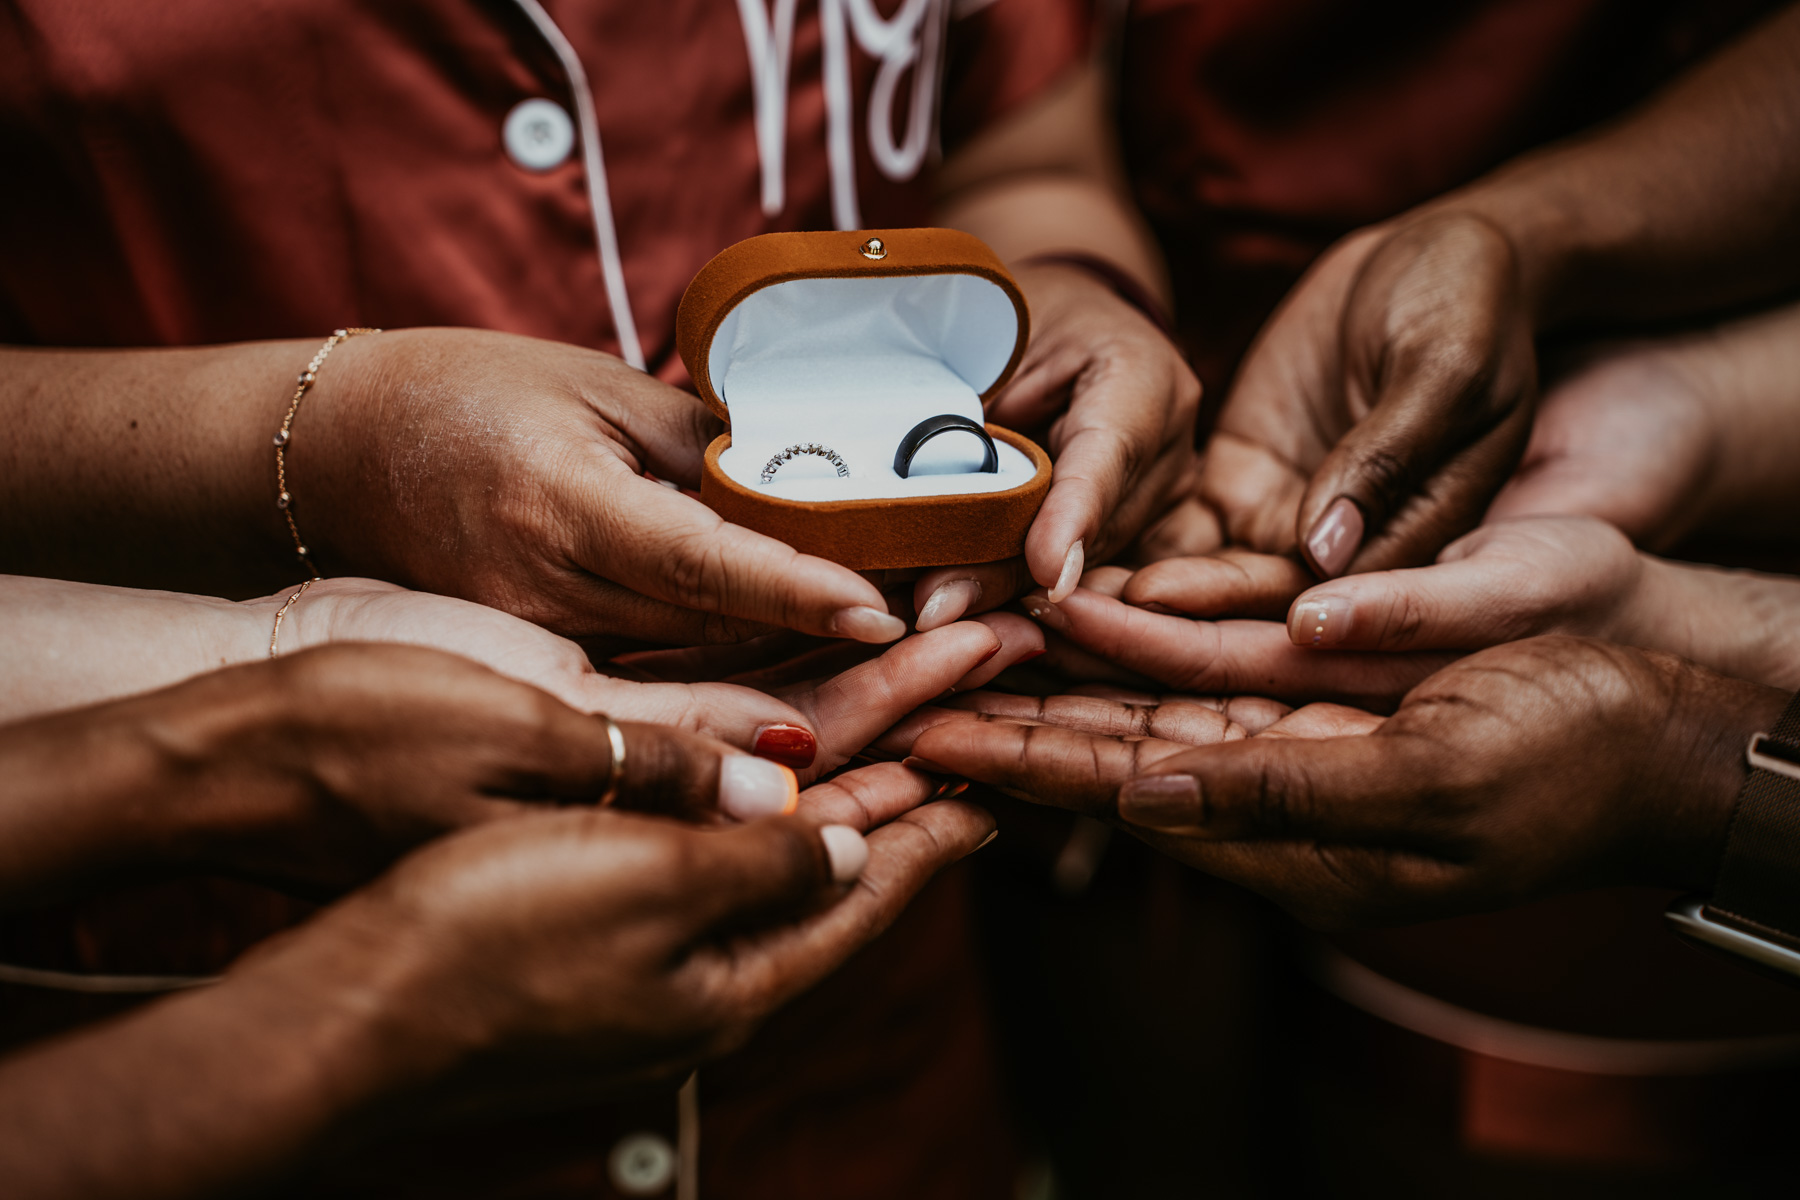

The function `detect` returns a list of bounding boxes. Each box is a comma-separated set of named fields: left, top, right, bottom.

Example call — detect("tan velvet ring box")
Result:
left=676, top=228, right=1051, bottom=571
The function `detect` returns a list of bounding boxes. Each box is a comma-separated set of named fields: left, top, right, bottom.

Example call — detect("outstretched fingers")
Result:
left=573, top=464, right=903, bottom=643
left=907, top=719, right=1192, bottom=817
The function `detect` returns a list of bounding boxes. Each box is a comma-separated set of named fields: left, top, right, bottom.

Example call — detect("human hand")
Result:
left=4, top=644, right=807, bottom=902
left=300, top=761, right=994, bottom=1091
left=277, top=579, right=1034, bottom=779
left=1488, top=297, right=1800, bottom=550
left=0, top=765, right=994, bottom=1200
left=908, top=637, right=1788, bottom=928
left=1013, top=567, right=1452, bottom=709
left=1277, top=516, right=1650, bottom=656
left=911, top=264, right=1200, bottom=629
left=290, top=329, right=905, bottom=647
left=1484, top=342, right=1718, bottom=550
left=1201, top=212, right=1537, bottom=578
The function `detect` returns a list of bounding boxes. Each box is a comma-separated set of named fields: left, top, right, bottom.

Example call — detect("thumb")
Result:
left=1118, top=733, right=1430, bottom=844
left=1282, top=551, right=1521, bottom=653
left=682, top=816, right=868, bottom=934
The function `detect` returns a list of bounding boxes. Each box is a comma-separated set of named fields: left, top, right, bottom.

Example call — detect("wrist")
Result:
left=143, top=662, right=319, bottom=870
left=1647, top=655, right=1791, bottom=891
left=274, top=329, right=392, bottom=579
left=216, top=895, right=478, bottom=1136
left=1013, top=253, right=1174, bottom=337
left=1413, top=184, right=1575, bottom=331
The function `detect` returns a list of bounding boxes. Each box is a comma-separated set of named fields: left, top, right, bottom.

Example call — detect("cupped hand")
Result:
left=911, top=638, right=1786, bottom=930
left=291, top=329, right=904, bottom=647
left=277, top=578, right=1029, bottom=782
left=1485, top=339, right=1720, bottom=550
left=911, top=264, right=1200, bottom=628
left=1202, top=212, right=1537, bottom=579
left=321, top=761, right=995, bottom=1086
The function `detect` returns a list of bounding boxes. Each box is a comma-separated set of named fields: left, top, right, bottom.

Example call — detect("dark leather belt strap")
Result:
left=1706, top=690, right=1800, bottom=945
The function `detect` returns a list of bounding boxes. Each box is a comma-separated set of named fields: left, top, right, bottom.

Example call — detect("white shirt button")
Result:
left=503, top=98, right=575, bottom=171
left=607, top=1131, right=676, bottom=1195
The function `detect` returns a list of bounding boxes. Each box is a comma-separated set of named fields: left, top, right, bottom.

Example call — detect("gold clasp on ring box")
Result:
left=859, top=237, right=887, bottom=260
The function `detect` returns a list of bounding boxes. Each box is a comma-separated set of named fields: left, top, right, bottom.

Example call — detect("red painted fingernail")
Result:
left=752, top=724, right=817, bottom=770
left=934, top=780, right=971, bottom=799
left=1020, top=649, right=1047, bottom=662
left=976, top=644, right=1000, bottom=666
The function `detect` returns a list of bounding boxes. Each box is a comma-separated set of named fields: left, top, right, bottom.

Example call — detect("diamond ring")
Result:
left=760, top=443, right=851, bottom=485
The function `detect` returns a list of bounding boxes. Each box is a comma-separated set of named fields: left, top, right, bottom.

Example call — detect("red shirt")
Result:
left=0, top=0, right=1086, bottom=380
left=0, top=2, right=1088, bottom=1195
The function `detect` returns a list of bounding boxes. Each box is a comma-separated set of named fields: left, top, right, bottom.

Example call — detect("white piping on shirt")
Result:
left=739, top=0, right=948, bottom=231
left=509, top=0, right=646, bottom=371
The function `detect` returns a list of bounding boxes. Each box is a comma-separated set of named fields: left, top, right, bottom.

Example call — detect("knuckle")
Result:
left=660, top=527, right=735, bottom=614
left=1380, top=588, right=1430, bottom=649
left=1352, top=445, right=1414, bottom=505
left=1251, top=759, right=1308, bottom=836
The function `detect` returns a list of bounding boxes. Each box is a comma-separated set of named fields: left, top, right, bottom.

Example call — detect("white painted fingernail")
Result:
left=719, top=756, right=798, bottom=821
left=1047, top=540, right=1084, bottom=604
left=917, top=579, right=981, bottom=631
left=829, top=605, right=907, bottom=644
left=819, top=824, right=869, bottom=884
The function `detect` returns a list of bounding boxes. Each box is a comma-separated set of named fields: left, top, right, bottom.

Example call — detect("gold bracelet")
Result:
left=268, top=578, right=316, bottom=658
left=274, top=328, right=380, bottom=577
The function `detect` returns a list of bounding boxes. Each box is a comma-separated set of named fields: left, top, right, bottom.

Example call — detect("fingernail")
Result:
left=1047, top=540, right=1085, bottom=604
left=1289, top=595, right=1351, bottom=648
left=830, top=605, right=907, bottom=644
left=974, top=829, right=998, bottom=851
left=1021, top=591, right=1071, bottom=634
left=974, top=644, right=1000, bottom=667
left=903, top=755, right=957, bottom=776
left=719, top=756, right=799, bottom=821
left=917, top=579, right=981, bottom=632
left=1118, top=774, right=1202, bottom=829
left=820, top=824, right=870, bottom=884
left=1139, top=601, right=1182, bottom=616
left=752, top=724, right=817, bottom=770
left=1019, top=648, right=1047, bottom=662
left=934, top=780, right=971, bottom=799
left=1305, top=497, right=1363, bottom=579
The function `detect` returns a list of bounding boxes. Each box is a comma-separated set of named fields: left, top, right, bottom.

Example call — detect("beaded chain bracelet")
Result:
left=273, top=328, right=380, bottom=578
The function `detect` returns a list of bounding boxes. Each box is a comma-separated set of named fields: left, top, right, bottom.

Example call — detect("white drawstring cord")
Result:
left=508, top=0, right=646, bottom=371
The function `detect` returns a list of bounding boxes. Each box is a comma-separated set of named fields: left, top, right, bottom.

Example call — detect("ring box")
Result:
left=676, top=228, right=1051, bottom=570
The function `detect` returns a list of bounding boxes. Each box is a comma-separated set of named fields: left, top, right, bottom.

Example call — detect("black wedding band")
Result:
left=893, top=415, right=999, bottom=479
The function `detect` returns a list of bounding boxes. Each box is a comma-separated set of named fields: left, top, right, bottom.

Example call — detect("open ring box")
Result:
left=676, top=228, right=1051, bottom=570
